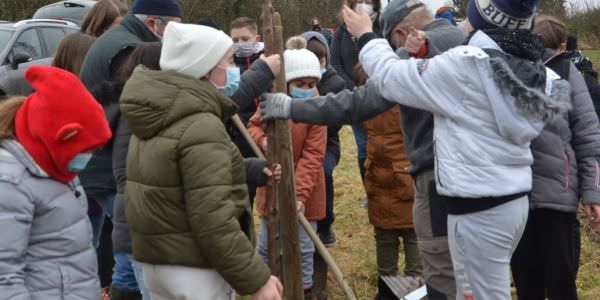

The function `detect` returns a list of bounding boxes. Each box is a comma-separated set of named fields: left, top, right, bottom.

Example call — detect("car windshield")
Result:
left=0, top=29, right=14, bottom=53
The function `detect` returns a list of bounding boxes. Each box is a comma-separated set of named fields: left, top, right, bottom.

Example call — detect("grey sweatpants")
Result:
left=257, top=217, right=317, bottom=289
left=413, top=170, right=456, bottom=298
left=448, top=196, right=529, bottom=300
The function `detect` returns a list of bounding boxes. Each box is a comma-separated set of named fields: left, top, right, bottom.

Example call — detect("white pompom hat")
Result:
left=160, top=22, right=233, bottom=78
left=284, top=48, right=322, bottom=83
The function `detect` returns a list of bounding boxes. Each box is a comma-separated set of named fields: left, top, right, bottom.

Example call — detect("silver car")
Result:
left=0, top=19, right=78, bottom=97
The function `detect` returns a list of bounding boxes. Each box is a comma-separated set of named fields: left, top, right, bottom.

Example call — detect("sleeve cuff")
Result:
left=358, top=32, right=378, bottom=51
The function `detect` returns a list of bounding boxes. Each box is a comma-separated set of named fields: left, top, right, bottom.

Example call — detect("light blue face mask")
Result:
left=218, top=67, right=241, bottom=97
left=290, top=87, right=315, bottom=99
left=68, top=153, right=93, bottom=173
left=320, top=67, right=327, bottom=75
left=233, top=42, right=256, bottom=58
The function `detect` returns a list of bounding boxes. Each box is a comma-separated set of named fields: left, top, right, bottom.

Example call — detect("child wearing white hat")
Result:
left=248, top=36, right=327, bottom=297
left=120, top=22, right=283, bottom=300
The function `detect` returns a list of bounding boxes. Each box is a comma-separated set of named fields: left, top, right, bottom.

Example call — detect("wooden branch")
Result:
left=261, top=0, right=281, bottom=279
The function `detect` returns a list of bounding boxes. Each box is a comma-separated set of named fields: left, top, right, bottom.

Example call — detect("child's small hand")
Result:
left=261, top=138, right=268, bottom=153
left=296, top=201, right=305, bottom=215
left=261, top=163, right=282, bottom=184
left=271, top=163, right=282, bottom=183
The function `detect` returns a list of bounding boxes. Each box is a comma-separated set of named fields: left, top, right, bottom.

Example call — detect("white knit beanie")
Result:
left=284, top=49, right=321, bottom=82
left=160, top=22, right=233, bottom=79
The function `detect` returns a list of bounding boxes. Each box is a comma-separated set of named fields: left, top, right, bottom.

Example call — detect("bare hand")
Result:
left=342, top=5, right=373, bottom=39
left=262, top=163, right=282, bottom=184
left=251, top=275, right=283, bottom=300
left=261, top=138, right=268, bottom=153
left=296, top=201, right=305, bottom=215
left=260, top=54, right=282, bottom=77
left=405, top=27, right=427, bottom=55
left=584, top=204, right=600, bottom=226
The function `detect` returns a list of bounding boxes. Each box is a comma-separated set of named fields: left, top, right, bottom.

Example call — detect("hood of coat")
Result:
left=120, top=66, right=238, bottom=140
left=468, top=31, right=571, bottom=144
left=1, top=139, right=49, bottom=178
left=301, top=31, right=331, bottom=65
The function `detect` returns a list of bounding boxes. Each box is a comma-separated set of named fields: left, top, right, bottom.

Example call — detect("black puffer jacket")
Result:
left=530, top=49, right=600, bottom=212
left=227, top=58, right=275, bottom=158
left=318, top=67, right=346, bottom=159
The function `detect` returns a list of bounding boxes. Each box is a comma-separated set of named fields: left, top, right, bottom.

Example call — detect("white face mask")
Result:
left=357, top=3, right=375, bottom=15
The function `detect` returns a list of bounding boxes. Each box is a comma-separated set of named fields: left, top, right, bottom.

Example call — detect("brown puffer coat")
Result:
left=363, top=105, right=415, bottom=229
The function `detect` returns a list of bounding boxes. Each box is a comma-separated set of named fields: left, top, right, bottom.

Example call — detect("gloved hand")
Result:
left=259, top=93, right=292, bottom=121
left=244, top=157, right=269, bottom=187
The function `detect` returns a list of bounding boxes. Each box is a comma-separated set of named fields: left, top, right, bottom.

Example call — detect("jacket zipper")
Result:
left=595, top=160, right=600, bottom=191
left=565, top=150, right=570, bottom=190
left=434, top=141, right=444, bottom=188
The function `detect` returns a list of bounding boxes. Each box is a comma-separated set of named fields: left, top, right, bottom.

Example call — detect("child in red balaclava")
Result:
left=0, top=66, right=111, bottom=299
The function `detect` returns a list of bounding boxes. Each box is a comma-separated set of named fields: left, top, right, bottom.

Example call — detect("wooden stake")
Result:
left=261, top=0, right=281, bottom=278
left=262, top=1, right=304, bottom=299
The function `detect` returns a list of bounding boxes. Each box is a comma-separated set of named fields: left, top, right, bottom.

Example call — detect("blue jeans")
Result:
left=351, top=125, right=367, bottom=159
left=112, top=252, right=152, bottom=299
left=112, top=252, right=139, bottom=292
left=87, top=194, right=114, bottom=248
left=257, top=218, right=317, bottom=288
left=318, top=151, right=338, bottom=233
left=352, top=125, right=367, bottom=182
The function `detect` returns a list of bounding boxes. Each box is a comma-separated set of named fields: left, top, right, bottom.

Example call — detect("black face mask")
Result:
left=312, top=25, right=321, bottom=31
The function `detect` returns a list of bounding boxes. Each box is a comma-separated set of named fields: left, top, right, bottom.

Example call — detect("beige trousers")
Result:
left=141, top=263, right=235, bottom=300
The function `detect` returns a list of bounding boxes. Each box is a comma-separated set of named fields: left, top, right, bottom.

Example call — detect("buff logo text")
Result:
left=481, top=3, right=529, bottom=29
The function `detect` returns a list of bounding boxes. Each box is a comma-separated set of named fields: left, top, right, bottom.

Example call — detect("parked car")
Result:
left=0, top=19, right=78, bottom=97
left=33, top=0, right=97, bottom=25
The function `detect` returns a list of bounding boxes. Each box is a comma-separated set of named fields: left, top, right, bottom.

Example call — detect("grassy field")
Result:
left=584, top=50, right=600, bottom=66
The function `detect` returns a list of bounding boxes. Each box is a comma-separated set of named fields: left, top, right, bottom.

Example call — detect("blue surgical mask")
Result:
left=290, top=87, right=315, bottom=99
left=233, top=42, right=256, bottom=58
left=68, top=153, right=93, bottom=173
left=320, top=67, right=327, bottom=75
left=217, top=67, right=241, bottom=97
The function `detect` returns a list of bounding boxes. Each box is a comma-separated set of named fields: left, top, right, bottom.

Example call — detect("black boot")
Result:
left=110, top=286, right=142, bottom=300
left=375, top=277, right=400, bottom=300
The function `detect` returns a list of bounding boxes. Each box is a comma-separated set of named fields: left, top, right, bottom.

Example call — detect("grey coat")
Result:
left=531, top=56, right=600, bottom=212
left=0, top=140, right=99, bottom=300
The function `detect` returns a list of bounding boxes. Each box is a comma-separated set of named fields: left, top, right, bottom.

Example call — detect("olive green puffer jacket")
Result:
left=120, top=67, right=270, bottom=295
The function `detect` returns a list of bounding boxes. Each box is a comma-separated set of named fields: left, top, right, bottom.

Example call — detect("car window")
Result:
left=40, top=27, right=67, bottom=56
left=13, top=29, right=43, bottom=60
left=0, top=29, right=13, bottom=53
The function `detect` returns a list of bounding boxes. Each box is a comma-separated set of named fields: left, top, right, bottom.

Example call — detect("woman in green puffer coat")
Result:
left=120, top=22, right=282, bottom=300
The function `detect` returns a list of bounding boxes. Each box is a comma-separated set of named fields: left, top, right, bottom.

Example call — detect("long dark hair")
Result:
left=52, top=32, right=96, bottom=75
left=81, top=0, right=128, bottom=37
left=119, top=42, right=162, bottom=80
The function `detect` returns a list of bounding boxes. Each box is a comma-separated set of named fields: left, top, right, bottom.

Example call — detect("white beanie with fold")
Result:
left=284, top=36, right=321, bottom=83
left=160, top=22, right=233, bottom=79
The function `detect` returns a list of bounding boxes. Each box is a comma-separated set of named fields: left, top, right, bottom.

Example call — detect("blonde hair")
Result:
left=534, top=15, right=568, bottom=50
left=398, top=6, right=433, bottom=30
left=0, top=96, right=26, bottom=141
